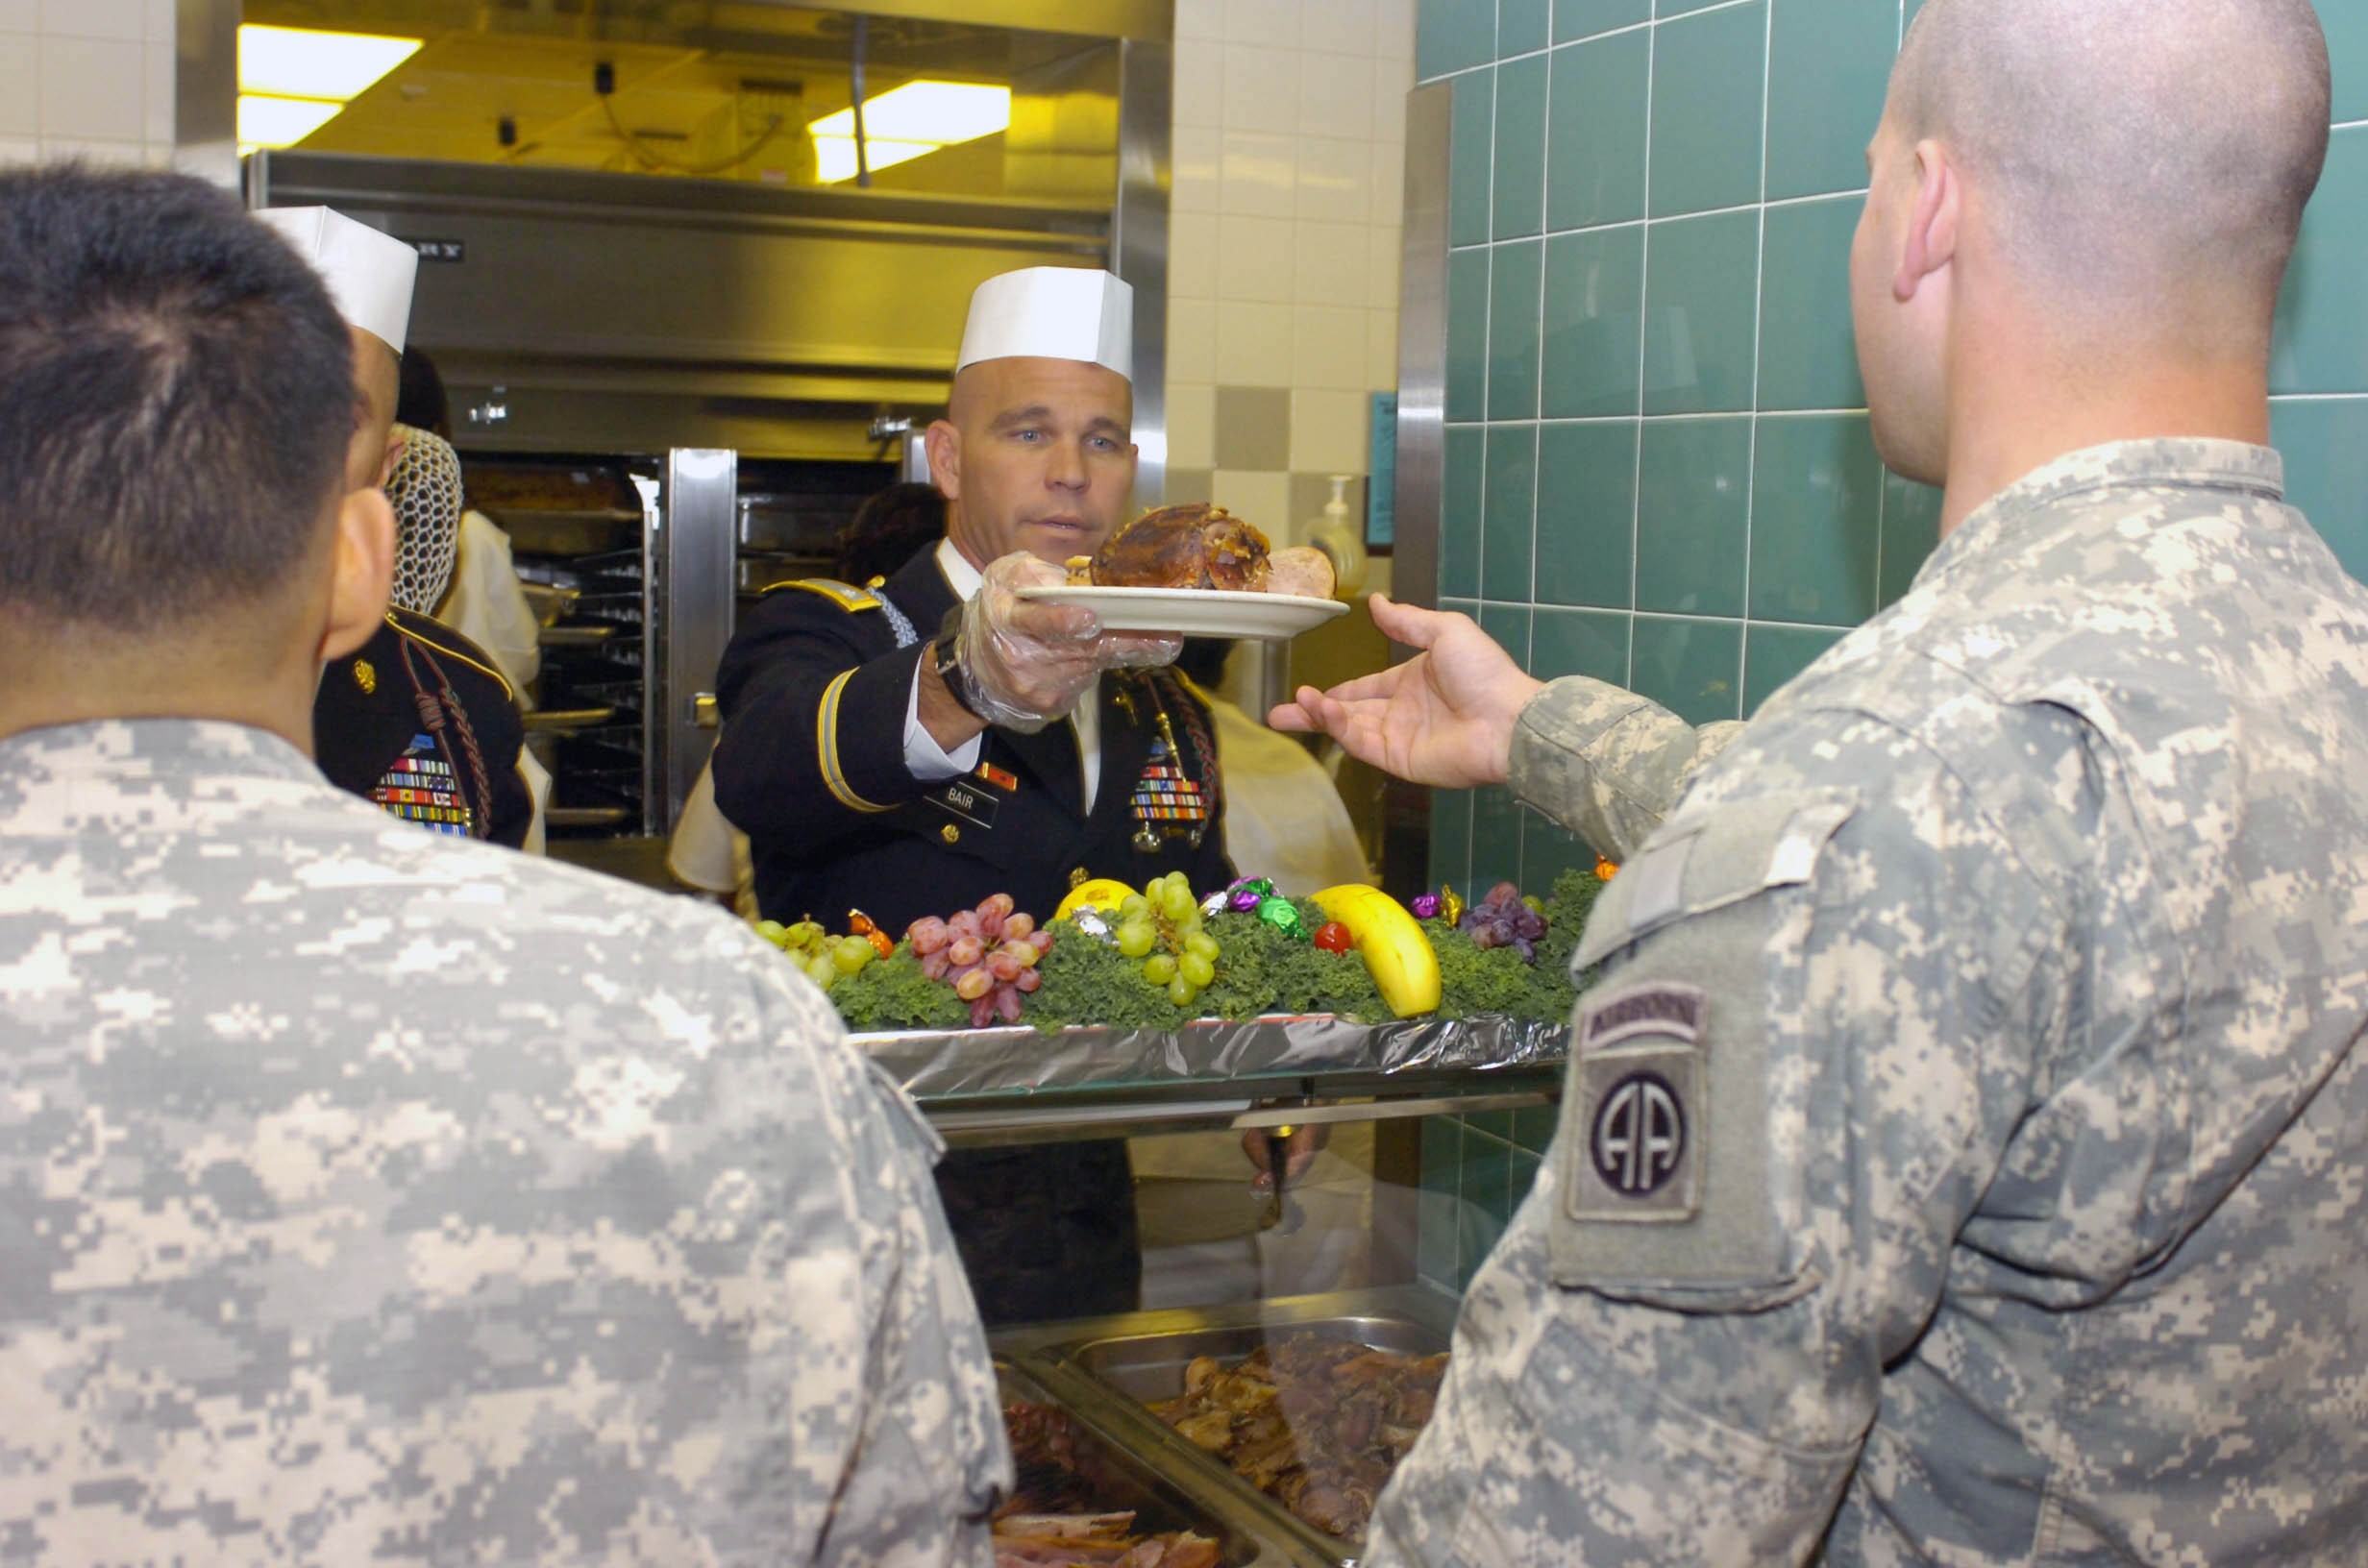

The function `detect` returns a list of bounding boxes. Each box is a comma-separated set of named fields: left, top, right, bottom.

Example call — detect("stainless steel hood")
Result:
left=249, top=145, right=1161, bottom=464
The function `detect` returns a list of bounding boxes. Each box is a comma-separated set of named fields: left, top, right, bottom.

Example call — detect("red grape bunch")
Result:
left=1461, top=880, right=1546, bottom=963
left=907, top=894, right=1055, bottom=1026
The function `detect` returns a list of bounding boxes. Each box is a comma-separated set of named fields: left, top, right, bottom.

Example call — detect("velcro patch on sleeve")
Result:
left=1566, top=984, right=1707, bottom=1224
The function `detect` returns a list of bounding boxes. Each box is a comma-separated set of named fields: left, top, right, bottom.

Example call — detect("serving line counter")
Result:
left=857, top=1017, right=1566, bottom=1566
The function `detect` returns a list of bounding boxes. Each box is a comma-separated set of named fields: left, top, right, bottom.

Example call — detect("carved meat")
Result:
left=1264, top=546, right=1335, bottom=600
left=1090, top=503, right=1270, bottom=592
left=1147, top=1333, right=1449, bottom=1542
left=996, top=1402, right=1222, bottom=1567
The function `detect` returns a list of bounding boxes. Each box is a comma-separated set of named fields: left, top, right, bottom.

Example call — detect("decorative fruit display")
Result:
left=907, top=894, right=1056, bottom=1027
left=1461, top=880, right=1548, bottom=964
left=1307, top=884, right=1442, bottom=1017
left=1113, top=870, right=1222, bottom=1010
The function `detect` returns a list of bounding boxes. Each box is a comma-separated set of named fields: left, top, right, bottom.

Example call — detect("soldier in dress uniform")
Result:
left=260, top=206, right=533, bottom=849
left=1279, top=1, right=2368, bottom=1560
left=712, top=266, right=1234, bottom=1326
left=0, top=166, right=1002, bottom=1565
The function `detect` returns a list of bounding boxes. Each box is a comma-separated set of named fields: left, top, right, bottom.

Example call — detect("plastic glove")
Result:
left=955, top=553, right=1182, bottom=732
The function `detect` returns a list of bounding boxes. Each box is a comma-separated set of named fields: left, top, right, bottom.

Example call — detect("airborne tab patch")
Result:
left=1566, top=982, right=1707, bottom=1224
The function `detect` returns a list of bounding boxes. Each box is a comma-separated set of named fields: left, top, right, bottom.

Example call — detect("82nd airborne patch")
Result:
left=1565, top=982, right=1708, bottom=1224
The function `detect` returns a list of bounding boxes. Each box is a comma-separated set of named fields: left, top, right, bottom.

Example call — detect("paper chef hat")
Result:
left=256, top=207, right=418, bottom=355
left=955, top=266, right=1132, bottom=381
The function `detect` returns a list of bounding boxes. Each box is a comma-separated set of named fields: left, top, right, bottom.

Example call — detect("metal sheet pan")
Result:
left=995, top=1360, right=1296, bottom=1567
left=995, top=1288, right=1462, bottom=1568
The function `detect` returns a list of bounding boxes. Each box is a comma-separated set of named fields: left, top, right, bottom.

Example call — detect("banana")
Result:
left=1310, top=884, right=1442, bottom=1017
left=1053, top=877, right=1139, bottom=923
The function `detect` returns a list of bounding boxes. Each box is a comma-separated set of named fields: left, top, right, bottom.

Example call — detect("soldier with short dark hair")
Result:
left=0, top=165, right=1003, bottom=1566
left=1280, top=1, right=2368, bottom=1560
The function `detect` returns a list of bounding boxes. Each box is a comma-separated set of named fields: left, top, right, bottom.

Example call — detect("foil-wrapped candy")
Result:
left=1073, top=909, right=1115, bottom=942
left=1409, top=892, right=1443, bottom=920
left=1441, top=886, right=1466, bottom=926
left=1227, top=876, right=1275, bottom=914
left=1255, top=895, right=1307, bottom=940
left=1199, top=890, right=1230, bottom=919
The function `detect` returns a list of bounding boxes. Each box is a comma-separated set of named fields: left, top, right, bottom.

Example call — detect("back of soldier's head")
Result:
left=0, top=165, right=355, bottom=640
left=1894, top=0, right=2328, bottom=329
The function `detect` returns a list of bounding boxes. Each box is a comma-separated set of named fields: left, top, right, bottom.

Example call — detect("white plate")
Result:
left=1013, top=584, right=1350, bottom=639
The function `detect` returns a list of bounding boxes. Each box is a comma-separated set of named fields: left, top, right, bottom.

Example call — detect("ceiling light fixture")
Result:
left=809, top=82, right=1010, bottom=184
left=236, top=25, right=422, bottom=156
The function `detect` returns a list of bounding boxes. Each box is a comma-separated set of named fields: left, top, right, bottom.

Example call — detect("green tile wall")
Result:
left=1415, top=0, right=2368, bottom=1285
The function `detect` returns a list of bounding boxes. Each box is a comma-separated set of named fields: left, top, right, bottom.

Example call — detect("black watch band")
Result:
left=931, top=609, right=989, bottom=721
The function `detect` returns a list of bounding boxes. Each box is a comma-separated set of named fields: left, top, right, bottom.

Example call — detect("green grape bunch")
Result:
left=1113, top=871, right=1222, bottom=1010
left=752, top=917, right=876, bottom=995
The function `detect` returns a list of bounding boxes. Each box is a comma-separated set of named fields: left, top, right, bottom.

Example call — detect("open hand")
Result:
left=1268, top=594, right=1541, bottom=787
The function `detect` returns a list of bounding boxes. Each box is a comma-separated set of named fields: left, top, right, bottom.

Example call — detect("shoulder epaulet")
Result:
left=384, top=608, right=515, bottom=702
left=763, top=577, right=881, bottom=611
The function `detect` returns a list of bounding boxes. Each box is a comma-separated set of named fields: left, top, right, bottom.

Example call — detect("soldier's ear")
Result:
left=925, top=418, right=962, bottom=501
left=319, top=487, right=395, bottom=664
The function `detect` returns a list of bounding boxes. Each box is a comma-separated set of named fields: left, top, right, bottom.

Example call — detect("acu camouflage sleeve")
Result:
left=1507, top=676, right=1746, bottom=863
left=725, top=930, right=1008, bottom=1568
left=1368, top=707, right=2086, bottom=1565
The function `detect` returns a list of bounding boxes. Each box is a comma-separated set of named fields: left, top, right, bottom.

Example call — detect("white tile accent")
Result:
left=1367, top=223, right=1401, bottom=310
left=1222, top=0, right=1298, bottom=45
left=1167, top=380, right=1218, bottom=468
left=0, top=35, right=38, bottom=136
left=39, top=135, right=142, bottom=163
left=42, top=0, right=140, bottom=40
left=1299, top=0, right=1373, bottom=58
left=1291, top=387, right=1370, bottom=471
left=1218, top=212, right=1297, bottom=303
left=1371, top=55, right=1412, bottom=144
left=1376, top=0, right=1415, bottom=60
left=1295, top=134, right=1371, bottom=224
left=1170, top=297, right=1219, bottom=383
left=1369, top=139, right=1406, bottom=226
left=1292, top=218, right=1369, bottom=306
left=1173, top=38, right=1223, bottom=130
left=1220, top=128, right=1298, bottom=218
left=0, top=134, right=37, bottom=163
left=1211, top=468, right=1293, bottom=535
left=1174, top=0, right=1224, bottom=40
left=1217, top=300, right=1296, bottom=386
left=1297, top=50, right=1374, bottom=140
left=38, top=35, right=141, bottom=143
left=1221, top=43, right=1300, bottom=137
left=1171, top=212, right=1221, bottom=300
left=143, top=0, right=170, bottom=41
left=0, top=1, right=39, bottom=32
left=1293, top=303, right=1370, bottom=389
left=1366, top=306, right=1400, bottom=391
left=1173, top=122, right=1221, bottom=213
left=142, top=37, right=171, bottom=144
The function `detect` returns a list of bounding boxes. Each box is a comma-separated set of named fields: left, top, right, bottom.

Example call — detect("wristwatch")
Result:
left=931, top=607, right=990, bottom=720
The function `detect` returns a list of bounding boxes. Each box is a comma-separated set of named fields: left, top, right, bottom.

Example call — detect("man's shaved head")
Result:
left=1892, top=0, right=2328, bottom=321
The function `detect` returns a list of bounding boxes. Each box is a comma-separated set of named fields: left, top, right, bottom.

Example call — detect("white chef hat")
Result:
left=955, top=266, right=1132, bottom=381
left=255, top=206, right=417, bottom=355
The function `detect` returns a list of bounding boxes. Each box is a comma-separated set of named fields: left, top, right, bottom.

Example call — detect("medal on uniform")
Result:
left=1122, top=674, right=1217, bottom=852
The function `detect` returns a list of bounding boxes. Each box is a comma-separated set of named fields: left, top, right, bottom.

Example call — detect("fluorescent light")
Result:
left=810, top=82, right=1010, bottom=183
left=238, top=24, right=421, bottom=102
left=237, top=94, right=345, bottom=151
left=812, top=137, right=944, bottom=184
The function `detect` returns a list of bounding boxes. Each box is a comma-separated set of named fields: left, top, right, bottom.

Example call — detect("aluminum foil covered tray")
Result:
left=857, top=1015, right=1568, bottom=1101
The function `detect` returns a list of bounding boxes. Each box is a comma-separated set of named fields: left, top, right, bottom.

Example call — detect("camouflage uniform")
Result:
left=0, top=719, right=1007, bottom=1565
left=1372, top=441, right=2368, bottom=1564
left=1508, top=680, right=1742, bottom=861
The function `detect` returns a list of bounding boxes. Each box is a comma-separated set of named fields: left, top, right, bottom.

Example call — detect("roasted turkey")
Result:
left=1074, top=504, right=1336, bottom=600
